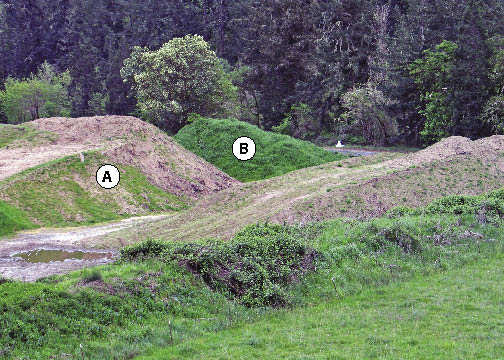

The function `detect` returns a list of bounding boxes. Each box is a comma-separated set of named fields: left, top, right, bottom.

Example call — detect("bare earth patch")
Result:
left=0, top=215, right=168, bottom=281
left=1, top=116, right=238, bottom=198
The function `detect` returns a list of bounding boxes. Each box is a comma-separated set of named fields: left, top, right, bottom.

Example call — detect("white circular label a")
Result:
left=233, top=137, right=256, bottom=161
left=96, top=165, right=120, bottom=189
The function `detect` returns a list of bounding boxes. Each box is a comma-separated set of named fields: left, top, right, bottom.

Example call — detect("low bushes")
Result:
left=121, top=224, right=321, bottom=307
left=386, top=187, right=504, bottom=221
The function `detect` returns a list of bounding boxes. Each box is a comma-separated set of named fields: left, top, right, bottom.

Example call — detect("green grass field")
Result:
left=1, top=189, right=503, bottom=358
left=140, top=255, right=504, bottom=359
left=175, top=118, right=345, bottom=182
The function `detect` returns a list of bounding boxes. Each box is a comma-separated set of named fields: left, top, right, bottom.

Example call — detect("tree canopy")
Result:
left=1, top=0, right=504, bottom=145
left=121, top=35, right=236, bottom=133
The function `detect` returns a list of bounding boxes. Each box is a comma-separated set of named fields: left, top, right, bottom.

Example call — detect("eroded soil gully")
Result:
left=0, top=215, right=169, bottom=282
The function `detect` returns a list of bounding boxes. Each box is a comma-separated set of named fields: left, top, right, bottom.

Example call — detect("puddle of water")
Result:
left=12, top=249, right=114, bottom=263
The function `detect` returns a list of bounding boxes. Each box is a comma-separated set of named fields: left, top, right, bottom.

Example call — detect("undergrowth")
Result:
left=121, top=224, right=325, bottom=307
left=174, top=118, right=345, bottom=182
left=386, top=187, right=504, bottom=223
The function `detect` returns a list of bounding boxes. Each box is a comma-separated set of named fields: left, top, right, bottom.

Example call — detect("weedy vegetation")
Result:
left=0, top=189, right=503, bottom=359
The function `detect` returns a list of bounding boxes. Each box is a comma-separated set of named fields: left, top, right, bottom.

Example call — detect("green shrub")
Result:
left=121, top=224, right=319, bottom=307
left=423, top=195, right=481, bottom=215
left=385, top=206, right=417, bottom=218
left=361, top=222, right=421, bottom=254
left=487, top=187, right=504, bottom=201
left=120, top=238, right=170, bottom=260
left=175, top=118, right=345, bottom=182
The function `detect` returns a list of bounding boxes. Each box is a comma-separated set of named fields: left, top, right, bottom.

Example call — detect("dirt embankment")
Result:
left=1, top=116, right=238, bottom=198
left=95, top=135, right=504, bottom=245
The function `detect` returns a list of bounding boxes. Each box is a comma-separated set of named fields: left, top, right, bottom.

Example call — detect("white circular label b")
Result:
left=96, top=165, right=120, bottom=189
left=233, top=137, right=256, bottom=161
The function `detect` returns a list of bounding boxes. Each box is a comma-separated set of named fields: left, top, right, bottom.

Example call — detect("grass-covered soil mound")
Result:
left=174, top=118, right=345, bottom=182
left=0, top=200, right=37, bottom=236
left=1, top=116, right=238, bottom=194
left=0, top=190, right=503, bottom=358
left=0, top=152, right=188, bottom=227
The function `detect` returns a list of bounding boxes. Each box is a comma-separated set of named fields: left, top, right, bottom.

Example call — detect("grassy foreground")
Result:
left=140, top=254, right=504, bottom=359
left=0, top=190, right=502, bottom=359
left=175, top=118, right=345, bottom=182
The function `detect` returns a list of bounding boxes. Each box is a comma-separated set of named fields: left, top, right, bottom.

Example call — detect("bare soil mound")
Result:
left=388, top=135, right=504, bottom=170
left=1, top=116, right=238, bottom=198
left=95, top=135, right=504, bottom=245
left=32, top=116, right=159, bottom=145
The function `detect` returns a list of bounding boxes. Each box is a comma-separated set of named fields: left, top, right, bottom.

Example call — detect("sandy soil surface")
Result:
left=328, top=149, right=378, bottom=157
left=0, top=215, right=168, bottom=282
left=0, top=143, right=114, bottom=181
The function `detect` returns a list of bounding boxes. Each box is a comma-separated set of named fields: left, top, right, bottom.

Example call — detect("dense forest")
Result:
left=1, top=0, right=504, bottom=146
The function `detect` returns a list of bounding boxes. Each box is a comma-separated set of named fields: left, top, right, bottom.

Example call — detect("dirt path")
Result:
left=327, top=148, right=378, bottom=157
left=0, top=215, right=169, bottom=282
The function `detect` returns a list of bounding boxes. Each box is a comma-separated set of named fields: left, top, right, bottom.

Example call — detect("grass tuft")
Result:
left=0, top=200, right=37, bottom=237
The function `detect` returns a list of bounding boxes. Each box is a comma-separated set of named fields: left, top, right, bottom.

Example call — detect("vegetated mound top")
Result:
left=0, top=116, right=238, bottom=198
left=174, top=118, right=346, bottom=182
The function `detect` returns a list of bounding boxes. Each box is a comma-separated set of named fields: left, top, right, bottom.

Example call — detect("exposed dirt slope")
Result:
left=1, top=116, right=238, bottom=198
left=96, top=136, right=504, bottom=246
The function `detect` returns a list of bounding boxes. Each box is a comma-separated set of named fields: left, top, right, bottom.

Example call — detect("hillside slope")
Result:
left=0, top=116, right=238, bottom=226
left=97, top=135, right=504, bottom=245
left=175, top=118, right=345, bottom=182
left=141, top=255, right=504, bottom=359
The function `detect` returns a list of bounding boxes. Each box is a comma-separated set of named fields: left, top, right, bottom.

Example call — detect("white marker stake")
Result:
left=233, top=137, right=256, bottom=161
left=96, top=164, right=120, bottom=189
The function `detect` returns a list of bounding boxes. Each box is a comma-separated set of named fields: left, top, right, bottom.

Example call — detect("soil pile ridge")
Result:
left=1, top=116, right=238, bottom=198
left=32, top=115, right=160, bottom=145
left=95, top=135, right=504, bottom=244
left=387, top=135, right=504, bottom=170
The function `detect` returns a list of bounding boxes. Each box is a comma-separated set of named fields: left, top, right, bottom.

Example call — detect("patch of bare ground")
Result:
left=0, top=215, right=166, bottom=281
left=1, top=116, right=238, bottom=198
left=96, top=136, right=504, bottom=246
